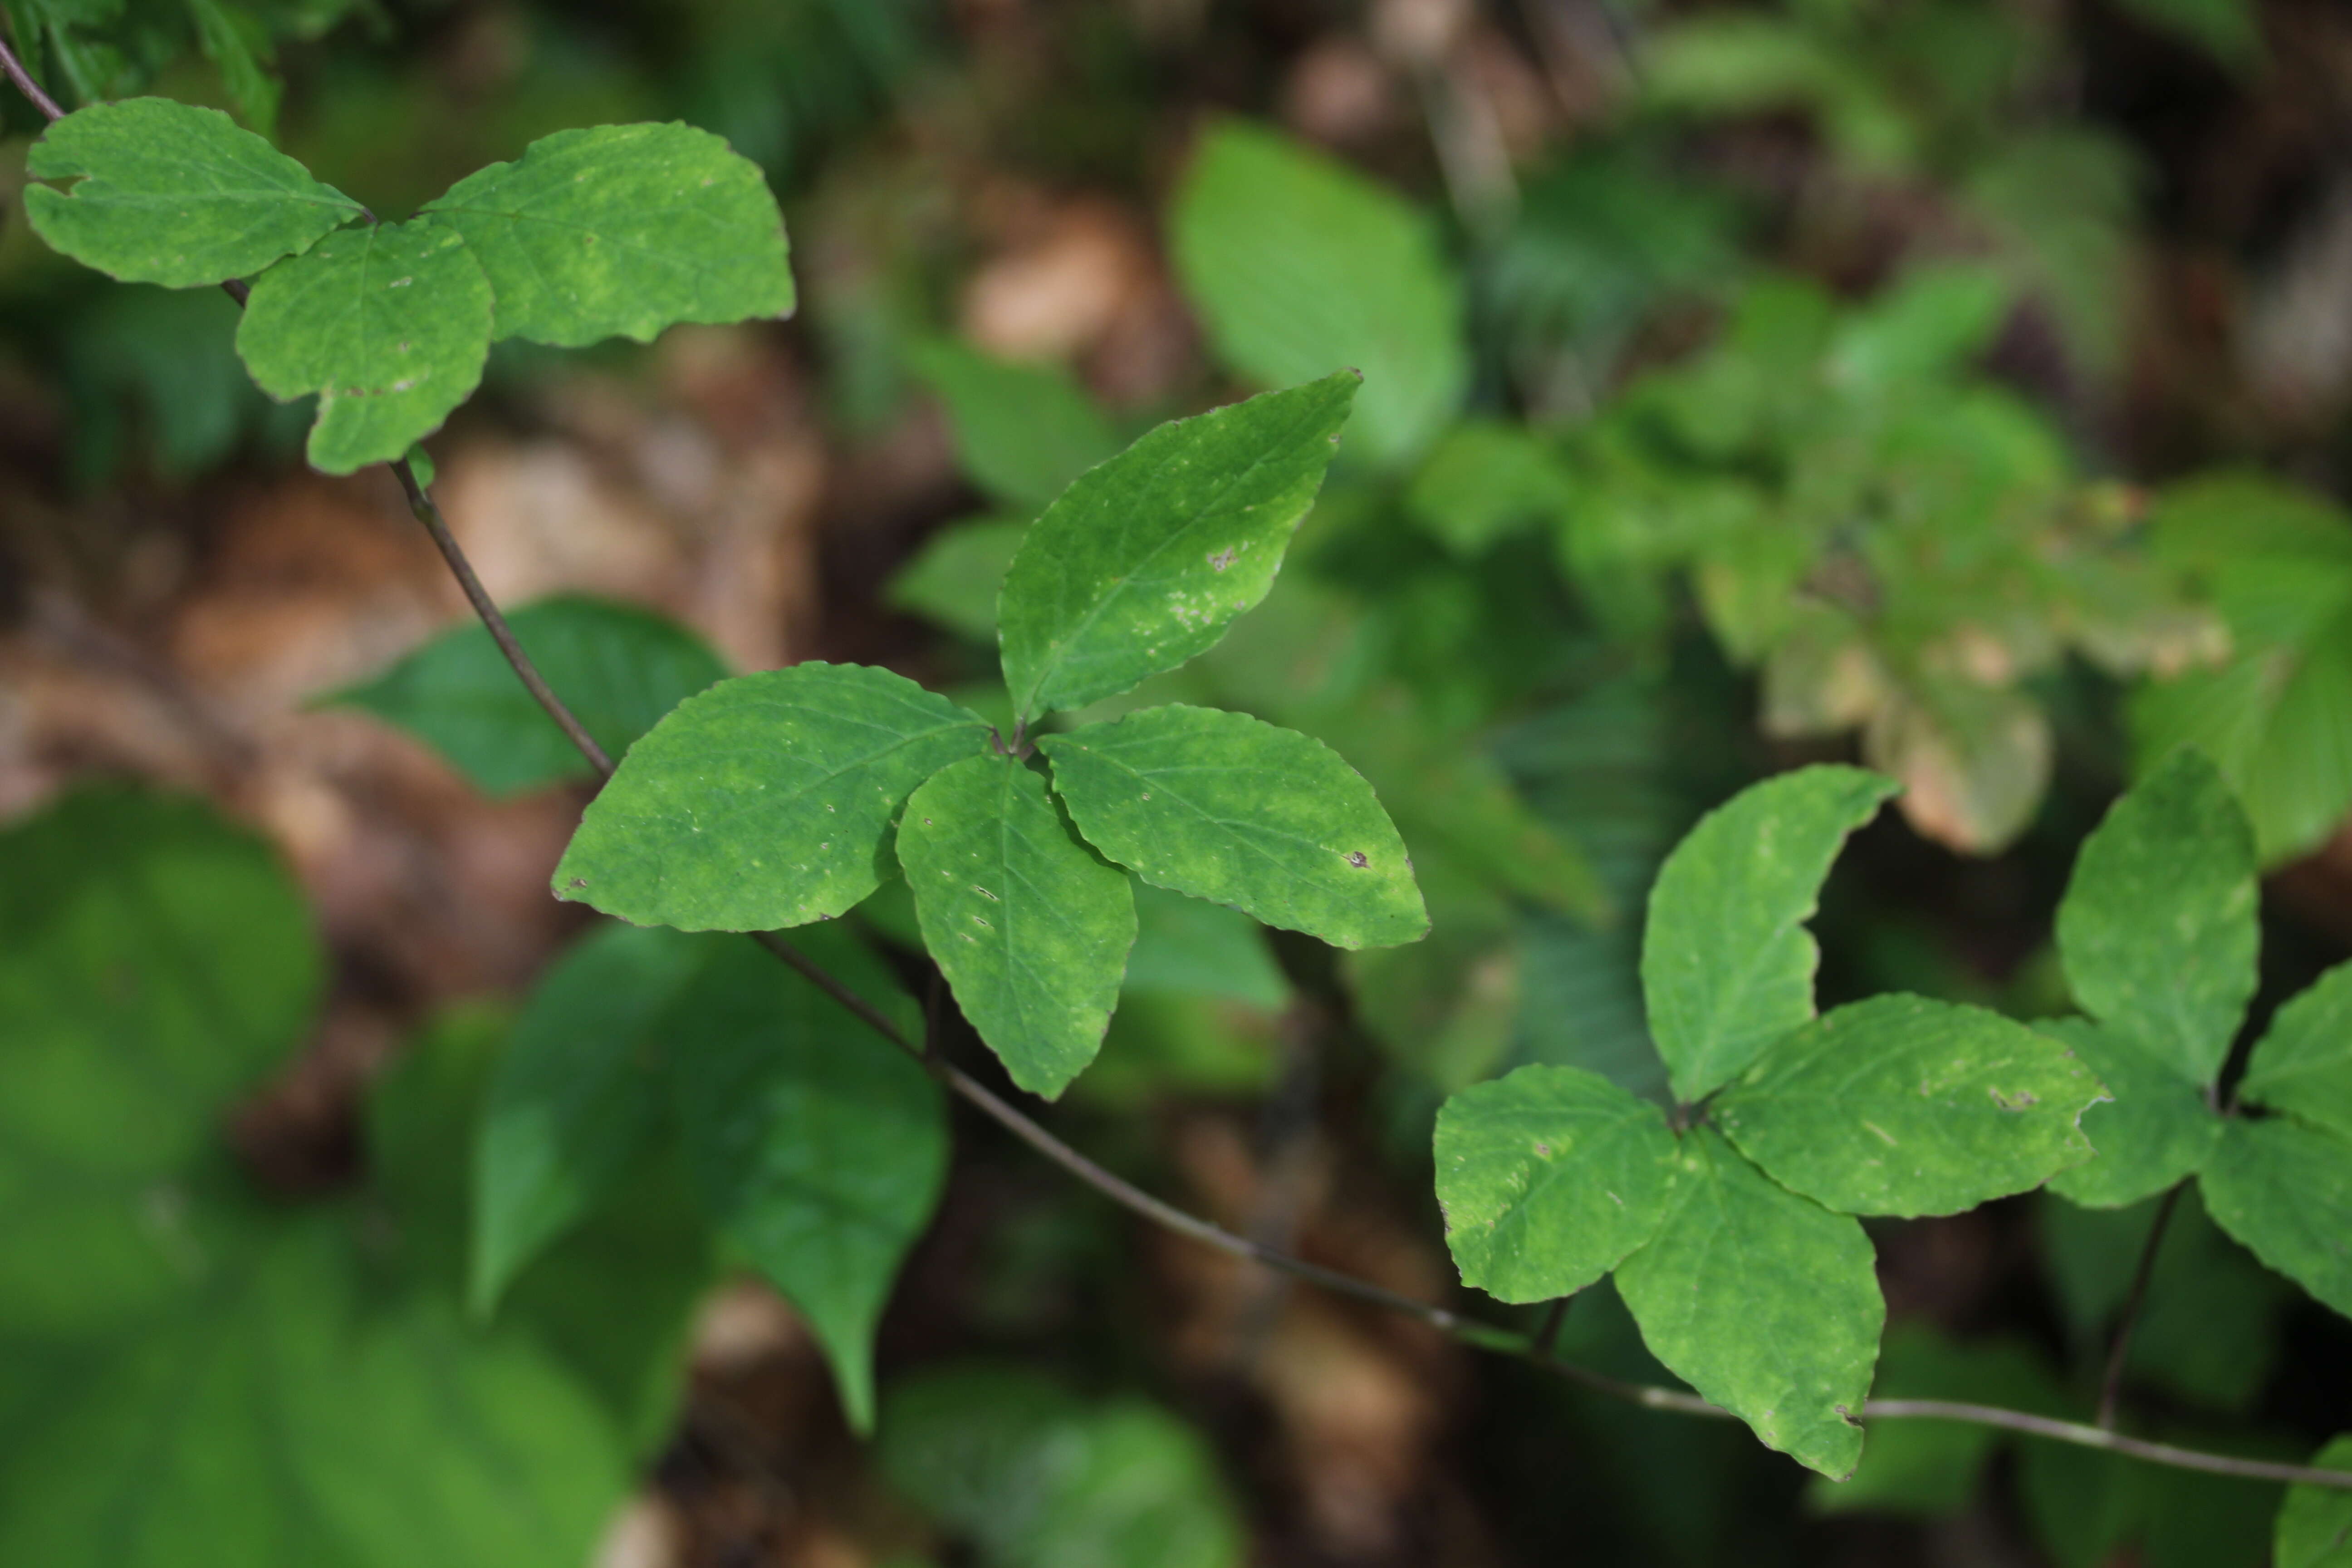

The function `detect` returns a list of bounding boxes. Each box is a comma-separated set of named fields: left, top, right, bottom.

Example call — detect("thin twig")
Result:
left=391, top=459, right=615, bottom=778
left=12, top=54, right=2348, bottom=1495
left=1857, top=1400, right=2344, bottom=1490
left=0, top=34, right=63, bottom=122
left=2098, top=1182, right=2184, bottom=1430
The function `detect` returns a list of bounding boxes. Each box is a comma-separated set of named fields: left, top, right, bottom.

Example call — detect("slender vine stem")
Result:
left=0, top=34, right=62, bottom=122
left=2097, top=1181, right=2184, bottom=1430
left=6, top=49, right=2349, bottom=1496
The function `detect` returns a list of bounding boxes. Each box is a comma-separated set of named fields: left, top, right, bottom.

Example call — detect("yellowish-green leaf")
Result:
left=554, top=663, right=991, bottom=933
left=421, top=122, right=793, bottom=347
left=1434, top=1064, right=1681, bottom=1303
left=24, top=97, right=358, bottom=287
left=1615, top=1128, right=1882, bottom=1480
left=1713, top=994, right=2104, bottom=1217
left=898, top=754, right=1137, bottom=1099
left=235, top=217, right=491, bottom=474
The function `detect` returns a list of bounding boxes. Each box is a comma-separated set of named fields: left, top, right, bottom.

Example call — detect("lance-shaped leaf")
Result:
left=2056, top=749, right=2259, bottom=1085
left=554, top=663, right=991, bottom=932
left=2043, top=1017, right=2224, bottom=1209
left=335, top=595, right=729, bottom=797
left=235, top=216, right=491, bottom=474
left=420, top=122, right=793, bottom=347
left=2274, top=1436, right=2352, bottom=1568
left=1641, top=766, right=1900, bottom=1103
left=1433, top=1065, right=1681, bottom=1303
left=1712, top=994, right=2105, bottom=1217
left=470, top=923, right=708, bottom=1315
left=1615, top=1129, right=1883, bottom=1480
left=998, top=373, right=1358, bottom=723
left=2201, top=1115, right=2352, bottom=1320
left=2238, top=960, right=2352, bottom=1143
left=664, top=933, right=946, bottom=1431
left=1039, top=704, right=1426, bottom=949
left=23, top=98, right=360, bottom=288
left=897, top=754, right=1137, bottom=1099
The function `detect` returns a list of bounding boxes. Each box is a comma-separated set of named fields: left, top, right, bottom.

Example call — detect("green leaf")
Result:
left=2239, top=960, right=2352, bottom=1142
left=471, top=923, right=706, bottom=1314
left=2202, top=1115, right=2352, bottom=1318
left=378, top=1004, right=714, bottom=1453
left=665, top=933, right=946, bottom=1431
left=1433, top=1064, right=1681, bottom=1303
left=2055, top=749, right=2259, bottom=1084
left=997, top=373, right=1357, bottom=722
left=879, top=1366, right=1245, bottom=1568
left=1713, top=994, right=2104, bottom=1217
left=897, top=754, right=1137, bottom=1099
left=235, top=216, right=492, bottom=474
left=2132, top=476, right=2352, bottom=864
left=2276, top=1436, right=2352, bottom=1568
left=0, top=1214, right=632, bottom=1568
left=1122, top=881, right=1290, bottom=1009
left=1404, top=421, right=1578, bottom=557
left=421, top=122, right=794, bottom=347
left=1040, top=704, right=1426, bottom=949
left=0, top=787, right=320, bottom=1337
left=1615, top=1128, right=1882, bottom=1480
left=554, top=662, right=992, bottom=932
left=1171, top=120, right=1465, bottom=467
left=909, top=340, right=1120, bottom=512
left=2043, top=1018, right=2224, bottom=1209
left=335, top=595, right=730, bottom=796
left=1641, top=766, right=1900, bottom=1103
left=23, top=97, right=359, bottom=288
left=184, top=0, right=279, bottom=136
left=887, top=517, right=1029, bottom=643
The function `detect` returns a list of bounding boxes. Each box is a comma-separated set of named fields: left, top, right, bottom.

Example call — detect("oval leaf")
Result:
left=23, top=98, right=360, bottom=288
left=235, top=216, right=491, bottom=474
left=1641, top=765, right=1899, bottom=1103
left=2201, top=1115, right=2352, bottom=1321
left=1615, top=1128, right=1883, bottom=1480
left=1713, top=994, right=2106, bottom=1217
left=911, top=340, right=1121, bottom=513
left=1434, top=1064, right=1682, bottom=1303
left=664, top=932, right=945, bottom=1431
left=1039, top=704, right=1426, bottom=949
left=2056, top=748, right=2259, bottom=1086
left=421, top=122, right=794, bottom=347
left=998, top=372, right=1358, bottom=722
left=897, top=754, right=1137, bottom=1099
left=554, top=662, right=991, bottom=932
